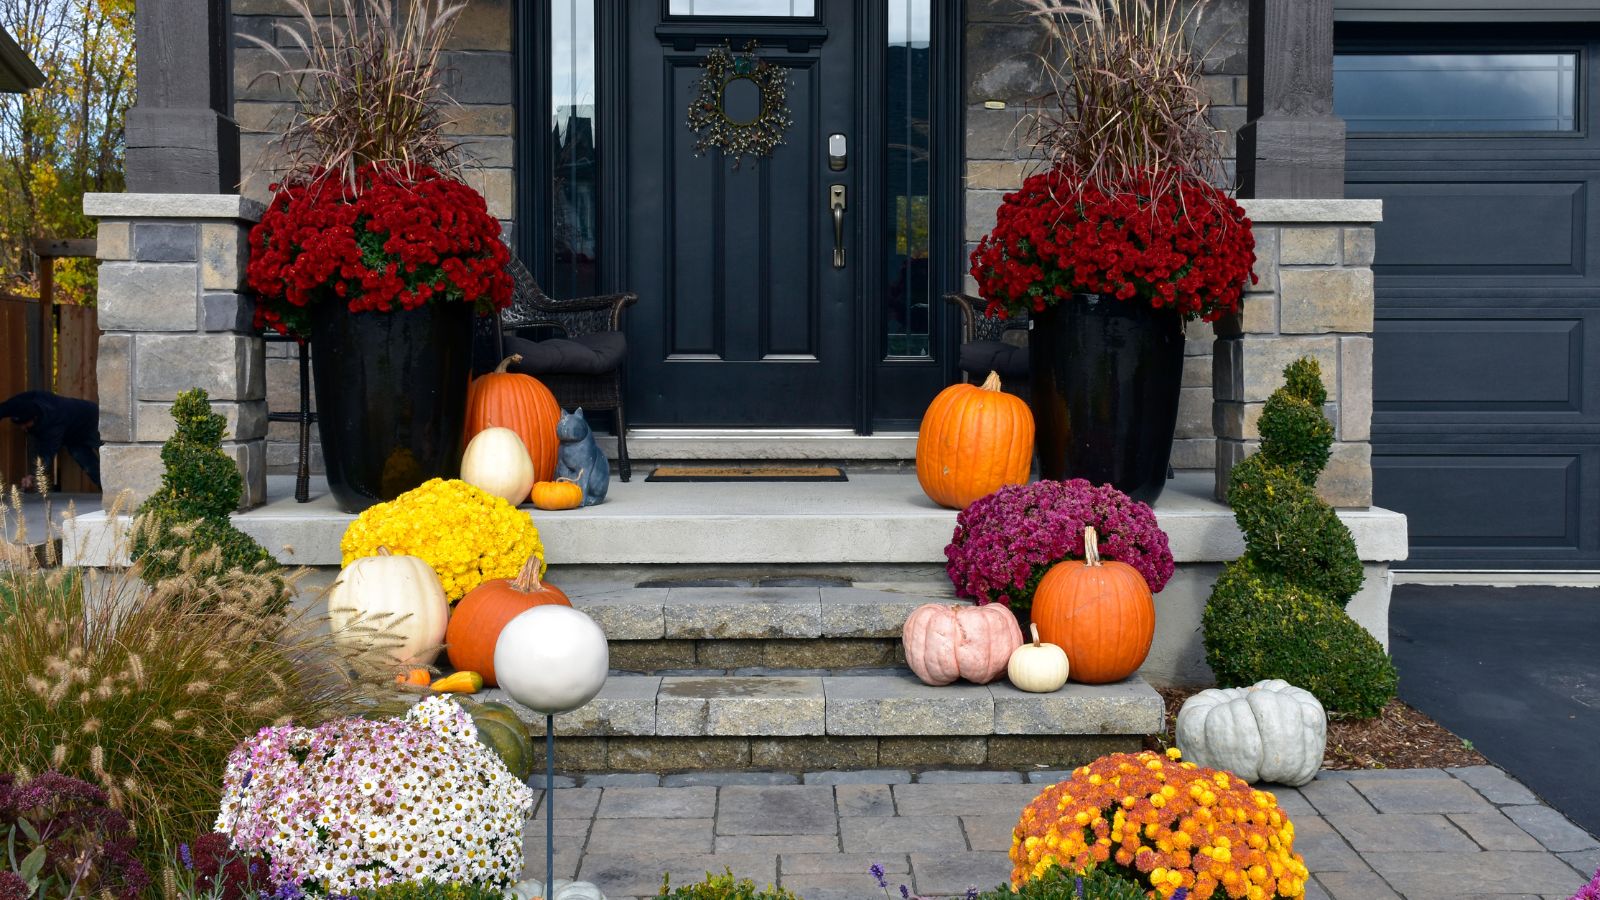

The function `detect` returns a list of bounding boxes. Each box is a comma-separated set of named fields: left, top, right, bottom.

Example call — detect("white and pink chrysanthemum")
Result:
left=215, top=695, right=533, bottom=896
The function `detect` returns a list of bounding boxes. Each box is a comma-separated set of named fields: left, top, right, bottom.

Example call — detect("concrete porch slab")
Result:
left=63, top=471, right=1408, bottom=568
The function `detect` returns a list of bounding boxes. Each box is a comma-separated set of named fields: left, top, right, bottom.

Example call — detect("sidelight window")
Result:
left=883, top=0, right=932, bottom=358
left=550, top=0, right=599, bottom=299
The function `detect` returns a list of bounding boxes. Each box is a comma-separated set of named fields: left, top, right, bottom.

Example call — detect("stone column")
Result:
left=1214, top=199, right=1381, bottom=507
left=1236, top=0, right=1345, bottom=199
left=85, top=194, right=267, bottom=509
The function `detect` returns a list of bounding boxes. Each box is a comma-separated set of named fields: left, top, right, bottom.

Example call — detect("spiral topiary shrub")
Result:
left=129, top=389, right=282, bottom=604
left=1202, top=558, right=1397, bottom=719
left=1203, top=357, right=1396, bottom=718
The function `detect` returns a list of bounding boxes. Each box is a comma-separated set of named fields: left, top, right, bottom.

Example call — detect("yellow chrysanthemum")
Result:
left=340, top=478, right=545, bottom=601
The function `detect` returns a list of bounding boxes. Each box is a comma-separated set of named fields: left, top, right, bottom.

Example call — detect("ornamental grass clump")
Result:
left=946, top=479, right=1174, bottom=616
left=340, top=478, right=545, bottom=602
left=0, top=530, right=394, bottom=872
left=1010, top=749, right=1310, bottom=899
left=216, top=696, right=534, bottom=895
left=1203, top=358, right=1395, bottom=718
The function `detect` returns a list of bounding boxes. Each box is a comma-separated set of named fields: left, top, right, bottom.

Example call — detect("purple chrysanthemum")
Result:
left=945, top=479, right=1175, bottom=613
left=1570, top=866, right=1600, bottom=900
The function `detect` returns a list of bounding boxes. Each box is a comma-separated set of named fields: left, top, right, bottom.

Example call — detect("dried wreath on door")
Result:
left=686, top=40, right=792, bottom=167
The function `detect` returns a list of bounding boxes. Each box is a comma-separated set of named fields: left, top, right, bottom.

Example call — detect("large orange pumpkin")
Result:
left=916, top=370, right=1034, bottom=510
left=465, top=355, right=562, bottom=483
left=445, top=555, right=571, bottom=686
left=1031, top=526, right=1155, bottom=684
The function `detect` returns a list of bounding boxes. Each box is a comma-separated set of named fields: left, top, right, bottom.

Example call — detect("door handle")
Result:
left=830, top=184, right=846, bottom=269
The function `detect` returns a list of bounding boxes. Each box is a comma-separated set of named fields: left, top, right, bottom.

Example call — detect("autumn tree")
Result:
left=0, top=0, right=134, bottom=303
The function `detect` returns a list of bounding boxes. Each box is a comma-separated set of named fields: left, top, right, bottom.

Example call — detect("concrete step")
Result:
left=479, top=670, right=1164, bottom=773
left=566, top=584, right=936, bottom=642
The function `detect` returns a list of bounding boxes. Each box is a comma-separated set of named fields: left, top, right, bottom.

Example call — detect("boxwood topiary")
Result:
left=1203, top=357, right=1396, bottom=719
left=1227, top=454, right=1363, bottom=606
left=1203, top=557, right=1397, bottom=719
left=129, top=389, right=283, bottom=606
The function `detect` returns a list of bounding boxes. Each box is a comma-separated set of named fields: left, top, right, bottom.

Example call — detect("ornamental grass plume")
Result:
left=238, top=0, right=467, bottom=189
left=1010, top=749, right=1309, bottom=899
left=340, top=478, right=544, bottom=602
left=0, top=494, right=396, bottom=873
left=946, top=479, right=1174, bottom=616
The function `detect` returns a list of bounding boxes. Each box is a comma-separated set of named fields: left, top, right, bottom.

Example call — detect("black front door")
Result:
left=622, top=3, right=859, bottom=426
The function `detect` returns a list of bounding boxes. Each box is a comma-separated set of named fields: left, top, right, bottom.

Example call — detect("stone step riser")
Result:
left=569, top=585, right=939, bottom=642
left=610, top=639, right=903, bottom=673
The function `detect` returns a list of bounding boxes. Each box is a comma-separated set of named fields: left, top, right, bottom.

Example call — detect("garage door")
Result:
left=1339, top=32, right=1600, bottom=569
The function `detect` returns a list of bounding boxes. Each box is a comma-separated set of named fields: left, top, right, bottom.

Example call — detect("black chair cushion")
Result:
left=504, top=331, right=627, bottom=376
left=958, top=340, right=1029, bottom=381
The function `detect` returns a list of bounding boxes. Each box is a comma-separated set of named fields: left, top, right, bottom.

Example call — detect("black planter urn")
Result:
left=1029, top=294, right=1186, bottom=505
left=309, top=302, right=474, bottom=513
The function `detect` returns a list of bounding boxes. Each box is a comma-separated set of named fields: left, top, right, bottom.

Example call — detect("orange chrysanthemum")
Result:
left=1010, top=749, right=1309, bottom=900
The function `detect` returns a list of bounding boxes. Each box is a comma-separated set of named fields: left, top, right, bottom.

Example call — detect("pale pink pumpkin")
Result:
left=902, top=602, right=1025, bottom=686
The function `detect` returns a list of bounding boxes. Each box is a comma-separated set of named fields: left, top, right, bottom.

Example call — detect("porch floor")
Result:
left=62, top=470, right=1409, bottom=568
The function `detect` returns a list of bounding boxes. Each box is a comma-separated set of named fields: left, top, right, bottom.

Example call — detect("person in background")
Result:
left=0, top=390, right=101, bottom=490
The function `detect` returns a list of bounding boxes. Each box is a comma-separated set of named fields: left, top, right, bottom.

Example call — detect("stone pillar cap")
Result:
left=84, top=193, right=265, bottom=222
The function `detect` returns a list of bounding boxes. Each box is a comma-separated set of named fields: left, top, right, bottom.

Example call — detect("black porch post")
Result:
left=124, top=0, right=240, bottom=193
left=1235, top=0, right=1345, bottom=199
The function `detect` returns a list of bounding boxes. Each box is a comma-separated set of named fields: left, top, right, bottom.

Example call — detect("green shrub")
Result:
left=1227, top=454, right=1364, bottom=606
left=350, top=880, right=509, bottom=900
left=1203, top=558, right=1397, bottom=718
left=129, top=389, right=283, bottom=606
left=975, top=865, right=1149, bottom=900
left=0, top=550, right=390, bottom=871
left=656, top=869, right=803, bottom=900
left=1257, top=360, right=1333, bottom=486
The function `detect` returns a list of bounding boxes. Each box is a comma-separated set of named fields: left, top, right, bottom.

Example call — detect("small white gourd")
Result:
left=461, top=425, right=536, bottom=506
left=511, top=879, right=606, bottom=900
left=326, top=547, right=449, bottom=667
left=1175, top=679, right=1327, bottom=786
left=1006, top=623, right=1070, bottom=693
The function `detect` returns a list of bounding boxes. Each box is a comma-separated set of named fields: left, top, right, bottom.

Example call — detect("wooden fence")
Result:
left=1, top=239, right=101, bottom=493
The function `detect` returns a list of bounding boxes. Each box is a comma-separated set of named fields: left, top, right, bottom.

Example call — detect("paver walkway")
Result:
left=519, top=767, right=1598, bottom=900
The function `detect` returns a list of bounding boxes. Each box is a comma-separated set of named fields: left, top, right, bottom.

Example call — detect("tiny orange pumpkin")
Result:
left=531, top=478, right=584, bottom=510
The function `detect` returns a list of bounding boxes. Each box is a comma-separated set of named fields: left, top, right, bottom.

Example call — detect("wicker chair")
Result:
left=945, top=292, right=1030, bottom=400
left=480, top=255, right=641, bottom=481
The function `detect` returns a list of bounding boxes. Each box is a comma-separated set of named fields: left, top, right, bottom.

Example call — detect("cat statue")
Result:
left=555, top=408, right=610, bottom=507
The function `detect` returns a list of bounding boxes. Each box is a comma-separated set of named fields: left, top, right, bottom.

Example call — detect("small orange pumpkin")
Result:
left=395, top=668, right=432, bottom=687
left=531, top=478, right=584, bottom=510
left=445, top=555, right=571, bottom=686
left=916, top=370, right=1034, bottom=510
left=1031, top=526, right=1155, bottom=684
left=466, top=355, right=562, bottom=483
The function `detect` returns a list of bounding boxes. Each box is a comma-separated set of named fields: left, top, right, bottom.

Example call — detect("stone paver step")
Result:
left=485, top=672, right=1164, bottom=738
left=561, top=583, right=941, bottom=641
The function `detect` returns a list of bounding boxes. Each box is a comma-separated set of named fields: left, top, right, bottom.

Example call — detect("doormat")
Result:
left=645, top=465, right=847, bottom=483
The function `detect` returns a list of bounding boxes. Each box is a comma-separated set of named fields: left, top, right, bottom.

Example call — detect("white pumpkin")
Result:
left=1175, top=679, right=1327, bottom=787
left=1007, top=624, right=1070, bottom=692
left=511, top=880, right=606, bottom=900
left=462, top=426, right=536, bottom=506
left=327, top=547, right=449, bottom=667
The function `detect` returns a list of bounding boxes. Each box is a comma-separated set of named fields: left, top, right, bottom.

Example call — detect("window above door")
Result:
left=1335, top=50, right=1581, bottom=133
left=667, top=0, right=817, bottom=17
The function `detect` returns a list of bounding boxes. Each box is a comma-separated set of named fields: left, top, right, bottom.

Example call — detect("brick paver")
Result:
left=522, top=766, right=1596, bottom=900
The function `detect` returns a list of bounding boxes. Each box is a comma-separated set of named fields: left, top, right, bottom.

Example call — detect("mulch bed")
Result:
left=1144, top=687, right=1488, bottom=771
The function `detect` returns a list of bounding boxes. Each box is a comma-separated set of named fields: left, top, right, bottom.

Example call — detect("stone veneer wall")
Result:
left=1217, top=200, right=1381, bottom=508
left=963, top=0, right=1249, bottom=473
left=232, top=0, right=515, bottom=475
left=86, top=194, right=268, bottom=508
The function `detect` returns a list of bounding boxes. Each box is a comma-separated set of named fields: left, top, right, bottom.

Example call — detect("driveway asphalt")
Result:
left=1390, top=584, right=1600, bottom=841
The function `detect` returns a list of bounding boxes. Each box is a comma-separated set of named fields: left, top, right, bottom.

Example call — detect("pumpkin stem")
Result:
left=1083, top=526, right=1101, bottom=567
left=512, top=554, right=544, bottom=592
left=980, top=370, right=1004, bottom=392
left=1030, top=622, right=1042, bottom=647
left=493, top=354, right=523, bottom=374
left=377, top=546, right=392, bottom=557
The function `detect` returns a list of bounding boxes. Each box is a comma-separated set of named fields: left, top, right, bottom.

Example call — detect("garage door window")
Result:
left=1335, top=52, right=1579, bottom=133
